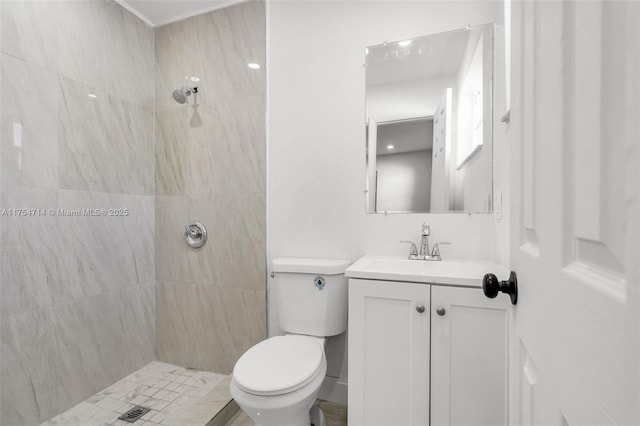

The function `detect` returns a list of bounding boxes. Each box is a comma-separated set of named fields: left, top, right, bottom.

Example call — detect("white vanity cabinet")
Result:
left=430, top=285, right=510, bottom=426
left=348, top=279, right=431, bottom=426
left=348, top=278, right=510, bottom=426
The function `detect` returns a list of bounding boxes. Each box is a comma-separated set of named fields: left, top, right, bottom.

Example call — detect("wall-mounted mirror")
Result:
left=365, top=24, right=494, bottom=214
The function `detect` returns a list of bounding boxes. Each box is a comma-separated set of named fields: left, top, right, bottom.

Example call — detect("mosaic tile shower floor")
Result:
left=41, top=361, right=226, bottom=426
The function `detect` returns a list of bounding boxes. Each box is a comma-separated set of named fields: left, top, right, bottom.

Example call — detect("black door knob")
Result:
left=482, top=271, right=518, bottom=305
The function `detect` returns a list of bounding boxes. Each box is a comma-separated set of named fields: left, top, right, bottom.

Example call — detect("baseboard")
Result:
left=318, top=376, right=347, bottom=404
left=207, top=399, right=239, bottom=426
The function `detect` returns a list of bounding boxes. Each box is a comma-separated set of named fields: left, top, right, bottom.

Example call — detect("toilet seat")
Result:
left=232, top=335, right=324, bottom=396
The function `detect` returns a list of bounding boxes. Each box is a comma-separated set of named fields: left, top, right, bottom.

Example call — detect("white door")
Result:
left=510, top=1, right=639, bottom=425
left=348, top=279, right=430, bottom=426
left=366, top=118, right=378, bottom=212
left=431, top=285, right=510, bottom=426
left=431, top=88, right=453, bottom=211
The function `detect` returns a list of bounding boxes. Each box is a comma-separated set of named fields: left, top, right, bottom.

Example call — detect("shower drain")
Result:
left=117, top=406, right=151, bottom=423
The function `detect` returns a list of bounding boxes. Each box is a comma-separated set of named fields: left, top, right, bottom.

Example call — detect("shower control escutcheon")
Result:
left=184, top=221, right=207, bottom=249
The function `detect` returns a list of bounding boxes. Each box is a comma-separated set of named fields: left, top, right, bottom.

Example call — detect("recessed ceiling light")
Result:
left=398, top=40, right=412, bottom=47
left=190, top=76, right=200, bottom=82
left=248, top=63, right=260, bottom=69
left=387, top=144, right=395, bottom=150
left=88, top=93, right=97, bottom=98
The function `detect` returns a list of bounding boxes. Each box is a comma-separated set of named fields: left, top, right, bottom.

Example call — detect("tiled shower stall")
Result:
left=0, top=1, right=266, bottom=424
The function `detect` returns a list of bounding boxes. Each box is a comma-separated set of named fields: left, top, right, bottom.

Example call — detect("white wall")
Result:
left=268, top=0, right=507, bottom=401
left=431, top=88, right=452, bottom=211
left=367, top=75, right=456, bottom=122
left=377, top=150, right=432, bottom=212
left=451, top=27, right=494, bottom=212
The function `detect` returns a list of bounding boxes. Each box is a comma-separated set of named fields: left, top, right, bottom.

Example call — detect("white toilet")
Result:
left=230, top=257, right=351, bottom=426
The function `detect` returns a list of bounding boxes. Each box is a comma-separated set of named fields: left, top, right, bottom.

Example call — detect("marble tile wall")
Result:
left=154, top=1, right=266, bottom=374
left=0, top=1, right=155, bottom=425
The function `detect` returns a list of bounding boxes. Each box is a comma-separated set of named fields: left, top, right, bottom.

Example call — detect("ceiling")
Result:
left=377, top=118, right=434, bottom=156
left=116, top=0, right=249, bottom=27
left=366, top=29, right=470, bottom=87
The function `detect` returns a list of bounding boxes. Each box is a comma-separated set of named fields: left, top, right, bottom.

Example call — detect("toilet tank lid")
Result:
left=272, top=257, right=352, bottom=275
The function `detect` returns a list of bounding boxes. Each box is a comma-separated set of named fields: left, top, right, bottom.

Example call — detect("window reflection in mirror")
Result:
left=365, top=24, right=494, bottom=214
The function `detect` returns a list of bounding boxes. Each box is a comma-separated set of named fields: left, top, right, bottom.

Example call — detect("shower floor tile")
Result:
left=41, top=361, right=227, bottom=426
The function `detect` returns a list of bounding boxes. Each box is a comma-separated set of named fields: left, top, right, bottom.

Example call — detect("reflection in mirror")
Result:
left=365, top=24, right=494, bottom=214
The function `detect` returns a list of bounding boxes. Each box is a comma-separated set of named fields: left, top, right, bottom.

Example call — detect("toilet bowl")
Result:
left=230, top=335, right=327, bottom=426
left=230, top=257, right=351, bottom=426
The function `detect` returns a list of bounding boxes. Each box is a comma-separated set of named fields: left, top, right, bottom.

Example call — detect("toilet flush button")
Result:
left=314, top=276, right=325, bottom=290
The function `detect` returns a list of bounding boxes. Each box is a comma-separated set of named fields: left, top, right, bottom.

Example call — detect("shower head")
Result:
left=172, top=86, right=198, bottom=104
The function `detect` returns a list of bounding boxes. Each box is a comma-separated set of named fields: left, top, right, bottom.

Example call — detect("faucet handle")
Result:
left=431, top=242, right=451, bottom=257
left=400, top=240, right=420, bottom=259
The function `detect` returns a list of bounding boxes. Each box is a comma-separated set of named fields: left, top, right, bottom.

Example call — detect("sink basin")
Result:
left=345, top=255, right=509, bottom=287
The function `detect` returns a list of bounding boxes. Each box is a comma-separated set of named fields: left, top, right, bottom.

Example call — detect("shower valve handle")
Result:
left=186, top=225, right=200, bottom=238
left=184, top=222, right=207, bottom=249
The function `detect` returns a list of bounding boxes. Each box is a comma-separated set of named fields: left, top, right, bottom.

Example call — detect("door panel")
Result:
left=366, top=118, right=378, bottom=212
left=510, top=1, right=639, bottom=424
left=431, top=88, right=452, bottom=211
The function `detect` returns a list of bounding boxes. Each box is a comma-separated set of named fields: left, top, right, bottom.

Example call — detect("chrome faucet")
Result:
left=400, top=240, right=421, bottom=260
left=429, top=242, right=451, bottom=261
left=420, top=223, right=430, bottom=259
left=400, top=223, right=451, bottom=261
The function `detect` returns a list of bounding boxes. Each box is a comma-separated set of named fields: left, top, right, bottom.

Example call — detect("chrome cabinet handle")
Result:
left=416, top=304, right=426, bottom=314
left=436, top=307, right=446, bottom=316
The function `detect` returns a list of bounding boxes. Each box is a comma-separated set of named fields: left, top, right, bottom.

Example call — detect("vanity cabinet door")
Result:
left=430, top=285, right=510, bottom=426
left=348, top=279, right=430, bottom=426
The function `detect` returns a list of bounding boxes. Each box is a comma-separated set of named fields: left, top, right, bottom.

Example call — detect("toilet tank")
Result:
left=272, top=258, right=352, bottom=337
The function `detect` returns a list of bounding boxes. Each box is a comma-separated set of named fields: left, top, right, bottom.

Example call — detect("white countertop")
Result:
left=345, top=254, right=510, bottom=287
